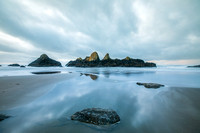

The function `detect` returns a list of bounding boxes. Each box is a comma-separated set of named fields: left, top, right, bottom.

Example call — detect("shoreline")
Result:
left=0, top=73, right=77, bottom=111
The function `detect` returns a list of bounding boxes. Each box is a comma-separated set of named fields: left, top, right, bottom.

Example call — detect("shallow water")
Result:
left=0, top=67, right=200, bottom=133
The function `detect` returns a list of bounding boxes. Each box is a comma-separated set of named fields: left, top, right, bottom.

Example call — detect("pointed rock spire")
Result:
left=88, top=52, right=100, bottom=61
left=39, top=54, right=49, bottom=60
left=103, top=53, right=111, bottom=60
left=124, top=56, right=131, bottom=60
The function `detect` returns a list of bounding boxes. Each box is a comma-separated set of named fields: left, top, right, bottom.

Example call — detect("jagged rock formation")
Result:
left=8, top=64, right=20, bottom=67
left=103, top=53, right=111, bottom=60
left=188, top=65, right=200, bottom=68
left=88, top=52, right=100, bottom=61
left=136, top=82, right=164, bottom=89
left=66, top=52, right=156, bottom=67
left=28, top=54, right=62, bottom=67
left=71, top=108, right=120, bottom=125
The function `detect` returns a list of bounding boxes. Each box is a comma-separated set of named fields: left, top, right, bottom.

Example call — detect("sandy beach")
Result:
left=0, top=73, right=77, bottom=110
left=0, top=67, right=200, bottom=133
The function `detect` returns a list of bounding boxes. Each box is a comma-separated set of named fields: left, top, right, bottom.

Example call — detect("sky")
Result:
left=0, top=0, right=200, bottom=65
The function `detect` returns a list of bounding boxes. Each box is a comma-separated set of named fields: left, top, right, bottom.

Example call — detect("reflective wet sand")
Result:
left=0, top=68, right=200, bottom=133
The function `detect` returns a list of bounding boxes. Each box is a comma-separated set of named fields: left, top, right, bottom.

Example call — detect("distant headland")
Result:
left=66, top=52, right=156, bottom=67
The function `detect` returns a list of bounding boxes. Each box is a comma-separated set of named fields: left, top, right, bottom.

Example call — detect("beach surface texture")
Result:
left=0, top=66, right=200, bottom=133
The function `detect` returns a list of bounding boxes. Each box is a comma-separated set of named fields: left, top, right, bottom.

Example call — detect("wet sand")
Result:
left=0, top=69, right=200, bottom=133
left=0, top=73, right=77, bottom=110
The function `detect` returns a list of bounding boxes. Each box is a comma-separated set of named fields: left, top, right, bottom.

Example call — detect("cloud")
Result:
left=0, top=0, right=199, bottom=65
left=0, top=31, right=38, bottom=52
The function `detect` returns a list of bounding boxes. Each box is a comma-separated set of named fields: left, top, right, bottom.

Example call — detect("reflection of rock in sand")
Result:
left=103, top=71, right=110, bottom=78
left=80, top=73, right=98, bottom=80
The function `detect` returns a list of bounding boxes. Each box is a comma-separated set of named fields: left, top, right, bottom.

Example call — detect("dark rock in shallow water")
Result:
left=137, top=82, right=164, bottom=89
left=66, top=52, right=156, bottom=67
left=0, top=114, right=10, bottom=121
left=20, top=65, right=25, bottom=68
left=71, top=108, right=120, bottom=125
left=188, top=65, right=200, bottom=68
left=8, top=63, right=20, bottom=67
left=31, top=71, right=61, bottom=75
left=28, top=54, right=62, bottom=67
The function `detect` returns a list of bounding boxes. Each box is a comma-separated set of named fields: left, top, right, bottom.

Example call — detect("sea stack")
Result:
left=88, top=52, right=100, bottom=61
left=66, top=51, right=156, bottom=67
left=28, top=54, right=62, bottom=67
left=103, top=53, right=111, bottom=60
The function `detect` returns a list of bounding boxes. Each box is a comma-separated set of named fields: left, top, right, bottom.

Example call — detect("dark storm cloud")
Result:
left=0, top=0, right=200, bottom=65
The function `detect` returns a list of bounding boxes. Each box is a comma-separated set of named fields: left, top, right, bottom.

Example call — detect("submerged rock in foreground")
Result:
left=28, top=54, right=62, bottom=67
left=71, top=108, right=120, bottom=125
left=137, top=82, right=164, bottom=89
left=66, top=52, right=156, bottom=67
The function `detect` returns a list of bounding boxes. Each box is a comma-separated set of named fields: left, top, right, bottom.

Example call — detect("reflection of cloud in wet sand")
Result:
left=102, top=70, right=155, bottom=78
left=1, top=69, right=200, bottom=133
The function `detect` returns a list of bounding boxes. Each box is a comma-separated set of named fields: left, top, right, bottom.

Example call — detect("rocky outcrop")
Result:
left=28, top=54, right=62, bottom=67
left=71, top=108, right=120, bottom=125
left=103, top=53, right=111, bottom=60
left=188, top=65, right=200, bottom=68
left=76, top=57, right=83, bottom=61
left=137, top=82, right=164, bottom=89
left=20, top=65, right=25, bottom=68
left=124, top=56, right=131, bottom=60
left=88, top=52, right=100, bottom=61
left=66, top=52, right=156, bottom=67
left=8, top=63, right=20, bottom=67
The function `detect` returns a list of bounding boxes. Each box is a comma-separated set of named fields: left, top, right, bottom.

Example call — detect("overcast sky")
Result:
left=0, top=0, right=200, bottom=65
